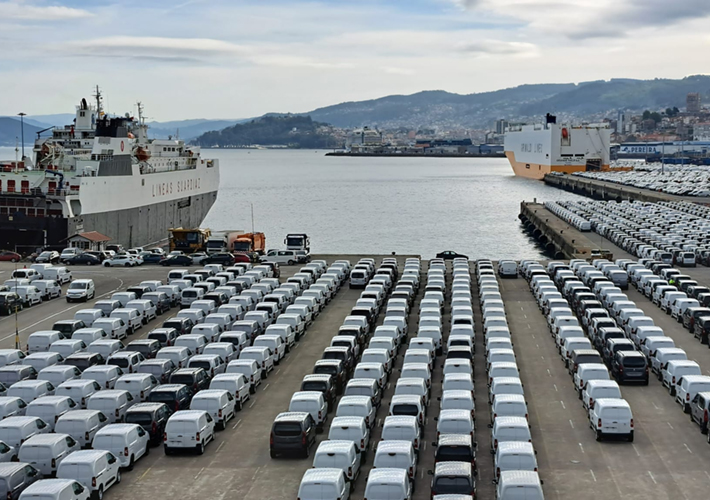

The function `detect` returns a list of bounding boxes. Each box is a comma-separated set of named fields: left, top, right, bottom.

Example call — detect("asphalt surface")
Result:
left=3, top=253, right=710, bottom=499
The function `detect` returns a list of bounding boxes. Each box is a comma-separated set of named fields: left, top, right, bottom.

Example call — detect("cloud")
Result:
left=0, top=1, right=93, bottom=20
left=383, top=67, right=416, bottom=76
left=455, top=39, right=538, bottom=56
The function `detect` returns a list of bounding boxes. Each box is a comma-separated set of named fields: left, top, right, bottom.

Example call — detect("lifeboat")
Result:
left=135, top=146, right=151, bottom=162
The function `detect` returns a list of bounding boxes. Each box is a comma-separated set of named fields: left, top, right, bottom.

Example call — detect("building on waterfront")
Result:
left=694, top=123, right=710, bottom=141
left=687, top=93, right=702, bottom=114
left=495, top=119, right=509, bottom=135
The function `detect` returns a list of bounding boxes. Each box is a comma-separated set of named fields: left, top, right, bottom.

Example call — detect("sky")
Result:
left=0, top=0, right=708, bottom=121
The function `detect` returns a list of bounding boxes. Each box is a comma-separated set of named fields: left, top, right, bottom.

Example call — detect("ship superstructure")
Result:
left=0, top=91, right=219, bottom=252
left=504, top=115, right=612, bottom=180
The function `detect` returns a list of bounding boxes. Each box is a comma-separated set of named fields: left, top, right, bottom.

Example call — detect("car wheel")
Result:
left=303, top=444, right=310, bottom=458
left=116, top=470, right=121, bottom=483
left=596, top=430, right=602, bottom=442
left=270, top=449, right=277, bottom=459
left=287, top=260, right=294, bottom=266
left=164, top=446, right=171, bottom=455
left=128, top=455, right=134, bottom=470
left=96, top=486, right=104, bottom=500
left=104, top=263, right=110, bottom=267
left=627, top=432, right=634, bottom=443
left=197, top=441, right=205, bottom=455
left=10, top=258, right=17, bottom=263
left=145, top=443, right=150, bottom=455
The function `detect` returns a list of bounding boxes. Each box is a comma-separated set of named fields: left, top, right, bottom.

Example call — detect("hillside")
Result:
left=0, top=117, right=43, bottom=146
left=192, top=115, right=339, bottom=148
left=302, top=76, right=710, bottom=129
left=147, top=118, right=248, bottom=141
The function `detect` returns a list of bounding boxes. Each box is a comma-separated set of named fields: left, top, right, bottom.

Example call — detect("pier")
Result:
left=543, top=173, right=710, bottom=205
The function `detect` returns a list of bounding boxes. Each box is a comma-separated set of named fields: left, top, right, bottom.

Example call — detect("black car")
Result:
left=204, top=292, right=228, bottom=307
left=169, top=368, right=210, bottom=396
left=147, top=327, right=179, bottom=348
left=148, top=384, right=193, bottom=413
left=313, top=359, right=346, bottom=394
left=434, top=434, right=476, bottom=471
left=126, top=285, right=151, bottom=299
left=436, top=250, right=469, bottom=260
left=0, top=463, right=41, bottom=500
left=270, top=412, right=317, bottom=458
left=0, top=292, right=22, bottom=316
left=300, top=374, right=336, bottom=410
left=204, top=253, right=236, bottom=266
left=161, top=255, right=194, bottom=266
left=65, top=253, right=101, bottom=266
left=611, top=351, right=649, bottom=385
left=126, top=339, right=161, bottom=359
left=64, top=352, right=105, bottom=372
left=162, top=317, right=194, bottom=336
left=52, top=320, right=86, bottom=339
left=125, top=402, right=171, bottom=445
left=142, top=292, right=171, bottom=315
left=140, top=252, right=165, bottom=264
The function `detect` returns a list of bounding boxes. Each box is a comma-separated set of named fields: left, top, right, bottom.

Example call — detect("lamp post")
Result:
left=18, top=112, right=26, bottom=160
left=13, top=261, right=19, bottom=350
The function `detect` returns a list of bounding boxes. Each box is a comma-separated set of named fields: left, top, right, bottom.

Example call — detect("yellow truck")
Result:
left=169, top=228, right=211, bottom=253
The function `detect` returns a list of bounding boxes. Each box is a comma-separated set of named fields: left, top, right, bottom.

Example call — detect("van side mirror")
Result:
left=541, top=479, right=545, bottom=485
left=433, top=417, right=438, bottom=422
left=437, top=397, right=441, bottom=401
left=431, top=442, right=437, bottom=447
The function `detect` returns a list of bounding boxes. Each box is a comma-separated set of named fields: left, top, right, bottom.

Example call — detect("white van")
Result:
left=164, top=410, right=216, bottom=455
left=56, top=450, right=120, bottom=498
left=582, top=380, right=621, bottom=411
left=65, top=280, right=95, bottom=303
left=0, top=398, right=27, bottom=420
left=225, top=359, right=261, bottom=393
left=439, top=390, right=476, bottom=419
left=312, top=440, right=361, bottom=482
left=209, top=374, right=250, bottom=410
left=0, top=416, right=50, bottom=449
left=27, top=332, right=62, bottom=354
left=372, top=440, right=417, bottom=484
left=662, top=360, right=701, bottom=396
left=180, top=287, right=204, bottom=308
left=489, top=377, right=524, bottom=404
left=336, top=396, right=375, bottom=430
left=22, top=353, right=64, bottom=372
left=114, top=374, right=159, bottom=403
left=15, top=286, right=42, bottom=306
left=71, top=329, right=107, bottom=347
left=55, top=380, right=101, bottom=409
left=289, top=392, right=328, bottom=431
left=495, top=441, right=538, bottom=478
left=7, top=381, right=55, bottom=403
left=491, top=416, right=531, bottom=452
left=442, top=374, right=475, bottom=398
left=86, top=391, right=135, bottom=424
left=86, top=339, right=123, bottom=362
left=590, top=398, right=633, bottom=442
left=110, top=309, right=142, bottom=335
left=38, top=366, right=82, bottom=389
left=574, top=364, right=610, bottom=396
left=298, top=468, right=351, bottom=500
left=190, top=389, right=236, bottom=430
left=328, top=416, right=370, bottom=457
left=491, top=394, right=528, bottom=422
left=18, top=478, right=90, bottom=500
left=81, top=366, right=123, bottom=391
left=73, top=310, right=103, bottom=329
left=18, top=433, right=79, bottom=477
left=92, top=423, right=149, bottom=469
left=55, top=410, right=109, bottom=448
left=496, top=470, right=544, bottom=500
left=156, top=347, right=192, bottom=371
left=239, top=346, right=274, bottom=378
left=43, top=267, right=72, bottom=285
left=399, top=364, right=431, bottom=392
left=25, top=396, right=76, bottom=431
left=34, top=280, right=62, bottom=301
left=676, top=375, right=710, bottom=413
left=435, top=409, right=474, bottom=442
left=363, top=468, right=411, bottom=500
left=253, top=335, right=286, bottom=364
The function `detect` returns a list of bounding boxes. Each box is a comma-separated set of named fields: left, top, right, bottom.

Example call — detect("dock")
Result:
left=544, top=173, right=710, bottom=205
left=4, top=251, right=710, bottom=499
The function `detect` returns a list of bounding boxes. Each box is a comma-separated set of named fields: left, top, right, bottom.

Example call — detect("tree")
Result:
left=642, top=110, right=651, bottom=120
left=650, top=112, right=662, bottom=123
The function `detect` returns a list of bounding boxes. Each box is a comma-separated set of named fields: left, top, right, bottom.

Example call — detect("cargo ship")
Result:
left=0, top=91, right=219, bottom=253
left=504, top=114, right=612, bottom=180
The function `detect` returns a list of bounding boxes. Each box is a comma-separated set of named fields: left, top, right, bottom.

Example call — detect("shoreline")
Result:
left=325, top=151, right=506, bottom=158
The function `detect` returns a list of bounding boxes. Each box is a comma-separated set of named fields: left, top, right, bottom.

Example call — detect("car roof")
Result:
left=301, top=468, right=343, bottom=482
left=434, top=462, right=473, bottom=476
left=498, top=470, right=541, bottom=484
left=376, top=440, right=412, bottom=452
left=274, top=412, right=310, bottom=423
left=437, top=434, right=472, bottom=446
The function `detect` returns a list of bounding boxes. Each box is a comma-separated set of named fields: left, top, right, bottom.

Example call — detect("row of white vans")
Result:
left=523, top=259, right=636, bottom=442
left=2, top=264, right=75, bottom=308
left=0, top=260, right=350, bottom=500
left=477, top=261, right=545, bottom=500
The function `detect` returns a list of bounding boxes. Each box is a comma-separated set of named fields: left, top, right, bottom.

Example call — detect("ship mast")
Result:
left=94, top=85, right=103, bottom=115
left=135, top=101, right=148, bottom=142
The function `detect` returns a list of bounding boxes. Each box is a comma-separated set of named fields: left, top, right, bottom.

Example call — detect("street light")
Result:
left=13, top=261, right=19, bottom=350
left=18, top=112, right=26, bottom=160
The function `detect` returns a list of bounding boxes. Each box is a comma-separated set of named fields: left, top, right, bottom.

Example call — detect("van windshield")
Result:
left=190, top=361, right=211, bottom=372
left=314, top=366, right=338, bottom=376
left=274, top=422, right=302, bottom=436
left=622, top=357, right=646, bottom=367
left=392, top=404, right=418, bottom=416
left=170, top=375, right=195, bottom=386
left=576, top=354, right=601, bottom=364
left=69, top=282, right=87, bottom=290
left=183, top=291, right=197, bottom=298
left=107, top=358, right=129, bottom=368
left=302, top=381, right=327, bottom=392
left=437, top=446, right=473, bottom=461
left=434, top=477, right=471, bottom=492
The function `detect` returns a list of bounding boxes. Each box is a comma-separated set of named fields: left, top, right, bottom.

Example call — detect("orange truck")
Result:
left=232, top=232, right=266, bottom=255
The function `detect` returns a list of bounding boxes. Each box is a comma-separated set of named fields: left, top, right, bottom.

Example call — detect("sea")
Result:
left=0, top=146, right=589, bottom=259
left=200, top=149, right=589, bottom=259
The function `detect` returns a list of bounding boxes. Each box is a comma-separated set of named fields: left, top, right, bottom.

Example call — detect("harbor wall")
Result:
left=73, top=191, right=218, bottom=249
left=519, top=202, right=604, bottom=260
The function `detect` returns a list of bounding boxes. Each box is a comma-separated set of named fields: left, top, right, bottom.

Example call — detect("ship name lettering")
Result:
left=152, top=177, right=201, bottom=197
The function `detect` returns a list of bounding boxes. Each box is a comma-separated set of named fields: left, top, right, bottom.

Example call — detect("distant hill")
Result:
left=147, top=119, right=248, bottom=141
left=0, top=117, right=44, bottom=146
left=300, top=76, right=710, bottom=128
left=192, top=115, right=338, bottom=148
